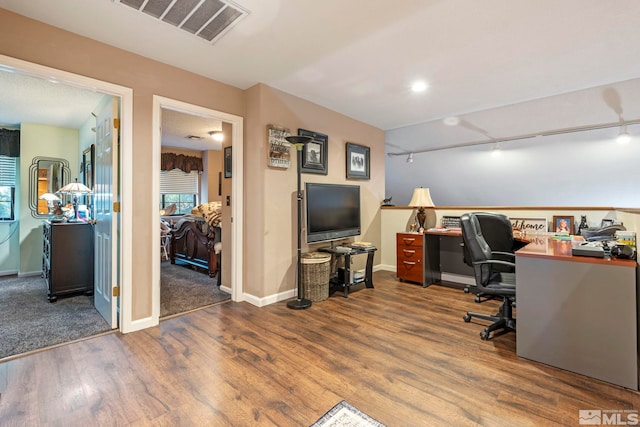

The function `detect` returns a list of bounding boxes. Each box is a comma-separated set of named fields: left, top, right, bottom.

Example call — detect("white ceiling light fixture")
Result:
left=411, top=81, right=428, bottom=93
left=617, top=125, right=631, bottom=144
left=406, top=153, right=414, bottom=163
left=209, top=131, right=224, bottom=142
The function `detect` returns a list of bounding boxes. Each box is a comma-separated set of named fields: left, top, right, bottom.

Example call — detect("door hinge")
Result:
left=113, top=202, right=120, bottom=212
left=113, top=286, right=120, bottom=297
left=113, top=118, right=120, bottom=129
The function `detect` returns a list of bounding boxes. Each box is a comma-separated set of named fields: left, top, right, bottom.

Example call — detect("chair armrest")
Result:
left=491, top=251, right=515, bottom=259
left=472, top=259, right=516, bottom=269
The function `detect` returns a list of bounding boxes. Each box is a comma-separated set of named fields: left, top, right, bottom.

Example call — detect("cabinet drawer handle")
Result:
left=403, top=238, right=416, bottom=244
left=402, top=249, right=416, bottom=255
left=403, top=261, right=417, bottom=266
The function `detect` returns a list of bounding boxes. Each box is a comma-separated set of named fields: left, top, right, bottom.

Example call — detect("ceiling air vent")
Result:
left=118, top=0, right=248, bottom=44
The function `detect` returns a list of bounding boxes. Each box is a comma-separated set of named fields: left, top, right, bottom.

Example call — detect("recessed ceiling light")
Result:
left=411, top=81, right=428, bottom=93
left=443, top=116, right=460, bottom=126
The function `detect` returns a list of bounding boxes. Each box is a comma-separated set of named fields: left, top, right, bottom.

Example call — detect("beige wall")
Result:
left=244, top=84, right=385, bottom=299
left=1, top=9, right=386, bottom=319
left=1, top=9, right=244, bottom=321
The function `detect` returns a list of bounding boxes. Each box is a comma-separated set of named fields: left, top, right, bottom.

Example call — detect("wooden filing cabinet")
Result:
left=396, top=233, right=423, bottom=284
left=42, top=221, right=94, bottom=302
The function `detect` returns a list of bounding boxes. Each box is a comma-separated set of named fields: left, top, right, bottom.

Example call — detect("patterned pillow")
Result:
left=191, top=201, right=222, bottom=228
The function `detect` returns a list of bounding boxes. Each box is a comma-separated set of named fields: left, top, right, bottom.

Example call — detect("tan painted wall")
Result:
left=0, top=9, right=244, bottom=321
left=244, top=84, right=385, bottom=298
left=0, top=9, right=386, bottom=317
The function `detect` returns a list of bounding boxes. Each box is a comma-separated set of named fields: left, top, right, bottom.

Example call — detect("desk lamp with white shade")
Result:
left=408, top=187, right=435, bottom=232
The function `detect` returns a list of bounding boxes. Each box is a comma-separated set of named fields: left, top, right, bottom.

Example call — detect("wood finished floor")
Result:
left=0, top=270, right=638, bottom=426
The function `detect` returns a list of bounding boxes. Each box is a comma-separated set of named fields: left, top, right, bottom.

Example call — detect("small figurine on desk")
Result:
left=382, top=196, right=394, bottom=206
left=577, top=215, right=588, bottom=236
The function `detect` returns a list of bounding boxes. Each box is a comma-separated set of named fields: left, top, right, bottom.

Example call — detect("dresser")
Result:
left=42, top=221, right=94, bottom=302
left=396, top=233, right=423, bottom=284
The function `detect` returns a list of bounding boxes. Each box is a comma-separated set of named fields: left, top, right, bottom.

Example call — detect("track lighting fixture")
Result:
left=617, top=125, right=630, bottom=144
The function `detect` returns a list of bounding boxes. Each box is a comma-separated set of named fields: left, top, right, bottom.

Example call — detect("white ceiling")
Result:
left=1, top=0, right=640, bottom=152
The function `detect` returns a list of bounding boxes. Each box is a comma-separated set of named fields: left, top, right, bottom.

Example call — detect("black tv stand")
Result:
left=319, top=246, right=376, bottom=297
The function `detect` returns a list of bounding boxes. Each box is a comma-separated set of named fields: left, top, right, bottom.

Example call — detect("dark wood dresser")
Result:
left=42, top=221, right=94, bottom=302
left=396, top=233, right=423, bottom=284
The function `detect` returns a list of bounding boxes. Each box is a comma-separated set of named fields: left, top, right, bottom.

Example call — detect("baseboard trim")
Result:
left=376, top=264, right=396, bottom=272
left=441, top=273, right=475, bottom=286
left=18, top=271, right=42, bottom=278
left=0, top=270, right=18, bottom=277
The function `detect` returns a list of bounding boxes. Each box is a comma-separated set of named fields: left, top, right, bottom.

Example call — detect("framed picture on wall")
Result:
left=298, top=129, right=328, bottom=175
left=346, top=142, right=370, bottom=180
left=82, top=144, right=95, bottom=190
left=224, top=146, right=232, bottom=178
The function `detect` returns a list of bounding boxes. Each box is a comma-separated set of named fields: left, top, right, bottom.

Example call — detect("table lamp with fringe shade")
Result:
left=408, top=187, right=434, bottom=232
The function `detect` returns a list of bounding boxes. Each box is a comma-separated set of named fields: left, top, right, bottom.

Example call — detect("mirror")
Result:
left=29, top=157, right=70, bottom=218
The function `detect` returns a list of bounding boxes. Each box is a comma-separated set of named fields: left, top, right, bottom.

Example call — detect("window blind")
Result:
left=160, top=168, right=198, bottom=194
left=0, top=156, right=17, bottom=187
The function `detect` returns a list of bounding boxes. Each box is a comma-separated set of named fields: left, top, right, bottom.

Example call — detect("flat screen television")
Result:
left=305, top=183, right=361, bottom=243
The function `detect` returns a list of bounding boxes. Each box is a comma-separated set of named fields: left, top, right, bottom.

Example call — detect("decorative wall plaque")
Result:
left=267, top=125, right=291, bottom=169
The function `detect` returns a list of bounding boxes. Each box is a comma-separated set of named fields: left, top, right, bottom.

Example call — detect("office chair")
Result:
left=461, top=212, right=522, bottom=302
left=460, top=213, right=516, bottom=340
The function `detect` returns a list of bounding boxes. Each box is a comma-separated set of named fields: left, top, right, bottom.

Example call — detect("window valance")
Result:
left=161, top=153, right=203, bottom=173
left=0, top=129, right=20, bottom=157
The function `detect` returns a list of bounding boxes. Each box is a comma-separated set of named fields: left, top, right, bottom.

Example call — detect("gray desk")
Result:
left=516, top=237, right=638, bottom=390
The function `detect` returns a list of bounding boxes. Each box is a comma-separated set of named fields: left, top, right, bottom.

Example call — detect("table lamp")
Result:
left=38, top=192, right=61, bottom=215
left=56, top=178, right=92, bottom=222
left=408, top=187, right=434, bottom=231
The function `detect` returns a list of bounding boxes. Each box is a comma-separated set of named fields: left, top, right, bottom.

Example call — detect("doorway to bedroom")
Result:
left=158, top=107, right=230, bottom=317
left=153, top=96, right=243, bottom=321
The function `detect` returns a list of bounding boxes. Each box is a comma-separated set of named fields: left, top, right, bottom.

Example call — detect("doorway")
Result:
left=0, top=54, right=134, bottom=333
left=151, top=96, right=244, bottom=323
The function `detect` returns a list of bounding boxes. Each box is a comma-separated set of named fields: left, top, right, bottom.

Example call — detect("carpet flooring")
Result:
left=0, top=263, right=230, bottom=360
left=0, top=275, right=111, bottom=360
left=160, top=261, right=231, bottom=318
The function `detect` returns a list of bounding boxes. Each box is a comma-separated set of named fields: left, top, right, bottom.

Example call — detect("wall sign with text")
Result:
left=510, top=217, right=548, bottom=233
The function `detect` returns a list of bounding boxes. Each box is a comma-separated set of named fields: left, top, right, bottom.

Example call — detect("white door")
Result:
left=94, top=98, right=119, bottom=328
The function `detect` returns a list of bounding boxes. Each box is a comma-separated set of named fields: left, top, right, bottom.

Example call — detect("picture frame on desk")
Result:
left=553, top=216, right=574, bottom=233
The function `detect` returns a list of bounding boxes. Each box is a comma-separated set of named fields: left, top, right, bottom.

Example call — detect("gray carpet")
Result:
left=161, top=261, right=231, bottom=318
left=0, top=275, right=111, bottom=360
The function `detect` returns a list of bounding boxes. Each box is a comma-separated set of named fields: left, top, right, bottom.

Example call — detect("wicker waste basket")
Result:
left=300, top=252, right=332, bottom=301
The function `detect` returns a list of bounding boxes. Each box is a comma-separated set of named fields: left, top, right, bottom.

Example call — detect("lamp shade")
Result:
left=57, top=179, right=92, bottom=195
left=408, top=187, right=434, bottom=207
left=38, top=193, right=61, bottom=202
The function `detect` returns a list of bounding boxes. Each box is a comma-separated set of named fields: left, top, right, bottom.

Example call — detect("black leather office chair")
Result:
left=461, top=212, right=522, bottom=301
left=460, top=213, right=516, bottom=340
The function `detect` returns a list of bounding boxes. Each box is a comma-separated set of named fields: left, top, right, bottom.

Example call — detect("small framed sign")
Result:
left=510, top=217, right=547, bottom=233
left=267, top=125, right=291, bottom=169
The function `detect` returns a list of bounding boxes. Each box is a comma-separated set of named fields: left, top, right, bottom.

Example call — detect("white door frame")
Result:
left=151, top=96, right=244, bottom=322
left=0, top=54, right=134, bottom=333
